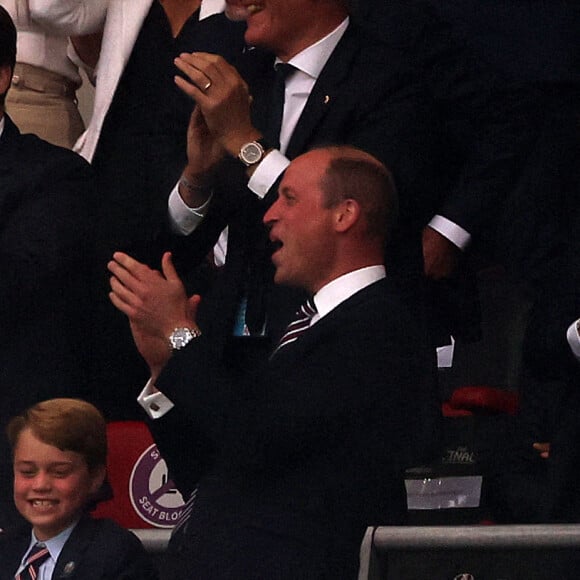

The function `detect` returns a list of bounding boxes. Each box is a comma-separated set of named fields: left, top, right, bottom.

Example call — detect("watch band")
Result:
left=168, top=327, right=202, bottom=352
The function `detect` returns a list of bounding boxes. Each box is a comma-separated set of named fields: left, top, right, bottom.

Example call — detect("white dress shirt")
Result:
left=168, top=14, right=471, bottom=263
left=0, top=0, right=106, bottom=83
left=167, top=18, right=349, bottom=241
left=138, top=265, right=386, bottom=419
left=567, top=319, right=580, bottom=362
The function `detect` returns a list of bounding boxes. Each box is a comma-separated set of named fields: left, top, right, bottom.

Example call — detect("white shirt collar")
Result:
left=278, top=17, right=349, bottom=80
left=0, top=115, right=4, bottom=140
left=313, top=265, right=386, bottom=321
left=200, top=0, right=226, bottom=20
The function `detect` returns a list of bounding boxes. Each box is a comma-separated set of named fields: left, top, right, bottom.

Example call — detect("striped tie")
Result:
left=16, top=543, right=50, bottom=580
left=271, top=299, right=317, bottom=357
left=171, top=488, right=198, bottom=538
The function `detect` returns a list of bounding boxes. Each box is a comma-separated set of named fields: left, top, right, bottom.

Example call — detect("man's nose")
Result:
left=263, top=196, right=282, bottom=225
left=263, top=205, right=277, bottom=226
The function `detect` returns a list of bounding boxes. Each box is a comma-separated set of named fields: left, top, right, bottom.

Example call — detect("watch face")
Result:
left=171, top=328, right=193, bottom=350
left=240, top=142, right=264, bottom=165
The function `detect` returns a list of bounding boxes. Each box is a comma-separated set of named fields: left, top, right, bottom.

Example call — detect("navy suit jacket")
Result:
left=0, top=516, right=158, bottom=580
left=148, top=278, right=439, bottom=578
left=0, top=115, right=96, bottom=529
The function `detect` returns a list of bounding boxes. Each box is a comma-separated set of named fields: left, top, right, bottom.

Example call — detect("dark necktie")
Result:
left=16, top=543, right=50, bottom=580
left=271, top=298, right=317, bottom=357
left=266, top=62, right=296, bottom=150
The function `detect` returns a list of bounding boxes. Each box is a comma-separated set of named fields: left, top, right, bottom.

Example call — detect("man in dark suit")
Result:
left=0, top=6, right=96, bottom=531
left=520, top=177, right=580, bottom=525
left=109, top=146, right=438, bottom=579
left=163, top=0, right=530, bottom=353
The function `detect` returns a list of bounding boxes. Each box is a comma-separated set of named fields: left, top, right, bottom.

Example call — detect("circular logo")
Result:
left=129, top=444, right=186, bottom=528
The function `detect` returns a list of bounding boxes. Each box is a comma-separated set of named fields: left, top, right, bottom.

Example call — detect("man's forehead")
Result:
left=291, top=148, right=332, bottom=171
left=284, top=156, right=327, bottom=187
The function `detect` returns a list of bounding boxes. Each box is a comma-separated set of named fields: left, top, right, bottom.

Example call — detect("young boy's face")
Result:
left=13, top=427, right=104, bottom=541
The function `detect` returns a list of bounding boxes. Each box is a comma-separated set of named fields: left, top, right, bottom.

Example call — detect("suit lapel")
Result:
left=271, top=279, right=385, bottom=363
left=0, top=526, right=31, bottom=579
left=0, top=115, right=23, bottom=205
left=285, top=26, right=359, bottom=159
left=114, top=0, right=153, bottom=74
left=53, top=517, right=95, bottom=579
left=245, top=49, right=277, bottom=136
left=92, top=0, right=153, bottom=130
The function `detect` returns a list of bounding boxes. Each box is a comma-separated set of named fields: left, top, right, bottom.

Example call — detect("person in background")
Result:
left=0, top=5, right=96, bottom=530
left=0, top=0, right=107, bottom=148
left=65, top=0, right=247, bottom=420
left=0, top=398, right=159, bottom=579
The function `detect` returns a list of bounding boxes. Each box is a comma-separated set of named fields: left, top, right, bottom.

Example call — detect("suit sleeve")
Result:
left=0, top=147, right=95, bottom=326
left=416, top=7, right=536, bottom=238
left=28, top=0, right=107, bottom=35
left=108, top=531, right=160, bottom=580
left=154, top=288, right=437, bottom=478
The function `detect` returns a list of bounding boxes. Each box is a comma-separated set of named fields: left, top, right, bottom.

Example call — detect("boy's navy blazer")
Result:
left=0, top=516, right=158, bottom=580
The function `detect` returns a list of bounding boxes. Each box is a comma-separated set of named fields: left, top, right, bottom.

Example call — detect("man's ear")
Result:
left=0, top=64, right=12, bottom=100
left=334, top=198, right=360, bottom=233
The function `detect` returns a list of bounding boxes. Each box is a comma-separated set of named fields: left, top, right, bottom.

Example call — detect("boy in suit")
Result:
left=0, top=398, right=158, bottom=580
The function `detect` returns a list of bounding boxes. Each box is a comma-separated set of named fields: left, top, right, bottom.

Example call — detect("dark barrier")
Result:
left=359, top=525, right=580, bottom=580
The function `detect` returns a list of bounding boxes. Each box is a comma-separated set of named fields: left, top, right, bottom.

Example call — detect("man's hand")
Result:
left=422, top=226, right=461, bottom=279
left=108, top=252, right=201, bottom=375
left=179, top=106, right=225, bottom=207
left=174, top=52, right=261, bottom=157
left=127, top=320, right=172, bottom=382
left=533, top=442, right=550, bottom=460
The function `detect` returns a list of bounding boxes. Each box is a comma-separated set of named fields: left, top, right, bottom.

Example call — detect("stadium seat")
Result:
left=91, top=421, right=186, bottom=529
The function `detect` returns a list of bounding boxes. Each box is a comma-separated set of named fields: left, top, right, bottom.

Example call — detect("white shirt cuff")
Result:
left=567, top=319, right=580, bottom=362
left=137, top=378, right=174, bottom=419
left=428, top=215, right=471, bottom=251
left=168, top=185, right=213, bottom=235
left=247, top=150, right=291, bottom=198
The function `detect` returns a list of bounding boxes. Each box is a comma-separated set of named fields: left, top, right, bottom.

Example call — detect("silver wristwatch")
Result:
left=238, top=140, right=266, bottom=167
left=168, top=327, right=201, bottom=352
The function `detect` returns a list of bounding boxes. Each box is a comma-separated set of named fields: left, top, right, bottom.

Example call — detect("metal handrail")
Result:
left=131, top=528, right=172, bottom=553
left=371, top=524, right=580, bottom=550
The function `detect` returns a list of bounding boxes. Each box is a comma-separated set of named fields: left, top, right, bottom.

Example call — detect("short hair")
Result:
left=0, top=6, right=16, bottom=106
left=319, top=147, right=399, bottom=241
left=7, top=398, right=107, bottom=473
left=0, top=6, right=16, bottom=71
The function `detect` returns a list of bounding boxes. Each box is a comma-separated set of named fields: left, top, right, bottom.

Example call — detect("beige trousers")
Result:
left=6, top=63, right=85, bottom=149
